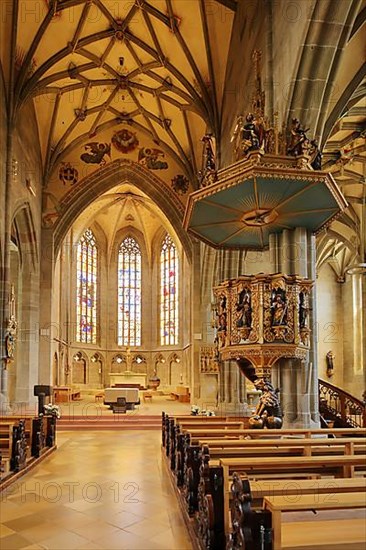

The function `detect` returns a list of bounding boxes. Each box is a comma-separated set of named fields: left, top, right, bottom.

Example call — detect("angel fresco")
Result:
left=80, top=142, right=111, bottom=165
left=138, top=147, right=168, bottom=170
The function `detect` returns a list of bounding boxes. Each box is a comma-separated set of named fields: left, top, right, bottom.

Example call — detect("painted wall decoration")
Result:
left=59, top=162, right=79, bottom=185
left=138, top=147, right=168, bottom=170
left=112, top=129, right=139, bottom=153
left=171, top=174, right=189, bottom=195
left=42, top=211, right=60, bottom=228
left=80, top=142, right=111, bottom=165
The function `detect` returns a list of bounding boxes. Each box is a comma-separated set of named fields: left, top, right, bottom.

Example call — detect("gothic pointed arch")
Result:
left=160, top=233, right=179, bottom=346
left=11, top=203, right=39, bottom=271
left=118, top=235, right=142, bottom=347
left=52, top=159, right=193, bottom=262
left=76, top=228, right=98, bottom=344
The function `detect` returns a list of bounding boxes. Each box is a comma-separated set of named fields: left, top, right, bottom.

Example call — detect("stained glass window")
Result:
left=118, top=237, right=141, bottom=346
left=160, top=234, right=179, bottom=345
left=76, top=229, right=98, bottom=343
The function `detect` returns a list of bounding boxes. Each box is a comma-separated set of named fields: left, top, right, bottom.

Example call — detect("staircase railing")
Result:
left=319, top=379, right=366, bottom=428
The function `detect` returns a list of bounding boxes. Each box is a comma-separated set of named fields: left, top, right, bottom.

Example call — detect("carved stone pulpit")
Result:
left=213, top=273, right=313, bottom=378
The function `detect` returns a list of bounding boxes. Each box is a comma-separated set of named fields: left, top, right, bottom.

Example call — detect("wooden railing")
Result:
left=319, top=379, right=366, bottom=428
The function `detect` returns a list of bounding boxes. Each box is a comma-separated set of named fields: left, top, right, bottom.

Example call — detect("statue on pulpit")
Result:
left=236, top=290, right=252, bottom=328
left=299, top=291, right=308, bottom=329
left=287, top=118, right=310, bottom=157
left=271, top=291, right=287, bottom=326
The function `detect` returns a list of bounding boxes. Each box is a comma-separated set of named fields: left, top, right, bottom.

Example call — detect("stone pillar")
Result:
left=0, top=368, right=11, bottom=414
left=307, top=233, right=320, bottom=425
left=15, top=272, right=39, bottom=409
left=276, top=358, right=296, bottom=426
left=192, top=241, right=202, bottom=401
left=38, top=228, right=55, bottom=385
left=217, top=359, right=243, bottom=415
left=269, top=228, right=320, bottom=427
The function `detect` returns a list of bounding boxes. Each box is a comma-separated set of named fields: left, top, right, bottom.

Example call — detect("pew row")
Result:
left=161, top=413, right=366, bottom=550
left=0, top=415, right=57, bottom=484
left=228, top=475, right=366, bottom=550
left=265, top=492, right=366, bottom=550
left=220, top=455, right=366, bottom=534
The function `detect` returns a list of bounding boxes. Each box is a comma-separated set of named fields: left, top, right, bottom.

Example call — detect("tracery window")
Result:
left=76, top=229, right=98, bottom=343
left=118, top=237, right=141, bottom=346
left=160, top=234, right=179, bottom=345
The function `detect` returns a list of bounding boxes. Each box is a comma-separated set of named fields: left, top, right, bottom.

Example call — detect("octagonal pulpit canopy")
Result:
left=184, top=153, right=348, bottom=250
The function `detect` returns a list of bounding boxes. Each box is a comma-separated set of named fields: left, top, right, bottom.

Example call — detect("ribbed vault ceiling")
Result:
left=2, top=0, right=364, bottom=277
left=319, top=83, right=366, bottom=278
left=12, top=0, right=235, bottom=183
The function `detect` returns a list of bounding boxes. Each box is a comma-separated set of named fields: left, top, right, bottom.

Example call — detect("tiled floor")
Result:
left=0, top=430, right=193, bottom=550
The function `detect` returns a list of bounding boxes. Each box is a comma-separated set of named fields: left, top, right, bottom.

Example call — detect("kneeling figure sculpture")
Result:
left=249, top=378, right=283, bottom=429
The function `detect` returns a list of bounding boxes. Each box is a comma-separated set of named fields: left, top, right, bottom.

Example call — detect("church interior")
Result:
left=0, top=0, right=365, bottom=549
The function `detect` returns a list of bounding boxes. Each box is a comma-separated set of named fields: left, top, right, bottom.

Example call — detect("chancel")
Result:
left=0, top=1, right=365, bottom=549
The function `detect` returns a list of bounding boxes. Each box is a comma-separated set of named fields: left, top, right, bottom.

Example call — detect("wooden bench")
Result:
left=247, top=476, right=366, bottom=500
left=1, top=415, right=56, bottom=463
left=0, top=419, right=29, bottom=473
left=161, top=417, right=366, bottom=550
left=187, top=427, right=366, bottom=441
left=220, top=455, right=366, bottom=534
left=264, top=492, right=366, bottom=550
left=192, top=439, right=366, bottom=547
left=199, top=437, right=366, bottom=457
left=0, top=422, right=15, bottom=460
left=161, top=412, right=248, bottom=449
left=227, top=475, right=366, bottom=550
left=1, top=417, right=34, bottom=458
left=178, top=420, right=245, bottom=430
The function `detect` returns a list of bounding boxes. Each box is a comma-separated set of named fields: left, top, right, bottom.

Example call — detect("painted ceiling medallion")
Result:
left=171, top=174, right=189, bottom=195
left=112, top=130, right=139, bottom=154
left=59, top=162, right=78, bottom=186
left=241, top=208, right=278, bottom=227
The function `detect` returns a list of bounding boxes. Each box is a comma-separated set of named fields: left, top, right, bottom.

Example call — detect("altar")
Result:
left=109, top=371, right=147, bottom=389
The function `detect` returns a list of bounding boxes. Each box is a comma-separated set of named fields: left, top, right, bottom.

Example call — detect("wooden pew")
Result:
left=264, top=492, right=366, bottom=550
left=161, top=415, right=366, bottom=550
left=2, top=417, right=34, bottom=456
left=165, top=419, right=366, bottom=507
left=220, top=454, right=366, bottom=481
left=195, top=441, right=366, bottom=549
left=163, top=411, right=364, bottom=483
left=0, top=422, right=15, bottom=461
left=162, top=413, right=245, bottom=475
left=228, top=477, right=366, bottom=550
left=187, top=427, right=366, bottom=441
left=236, top=476, right=366, bottom=503
left=198, top=437, right=366, bottom=457
left=220, top=455, right=366, bottom=534
left=177, top=420, right=245, bottom=429
left=177, top=435, right=366, bottom=507
left=1, top=415, right=56, bottom=468
left=0, top=419, right=28, bottom=472
left=161, top=412, right=245, bottom=449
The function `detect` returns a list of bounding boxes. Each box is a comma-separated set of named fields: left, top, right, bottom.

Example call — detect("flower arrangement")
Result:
left=191, top=405, right=215, bottom=417
left=43, top=404, right=61, bottom=419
